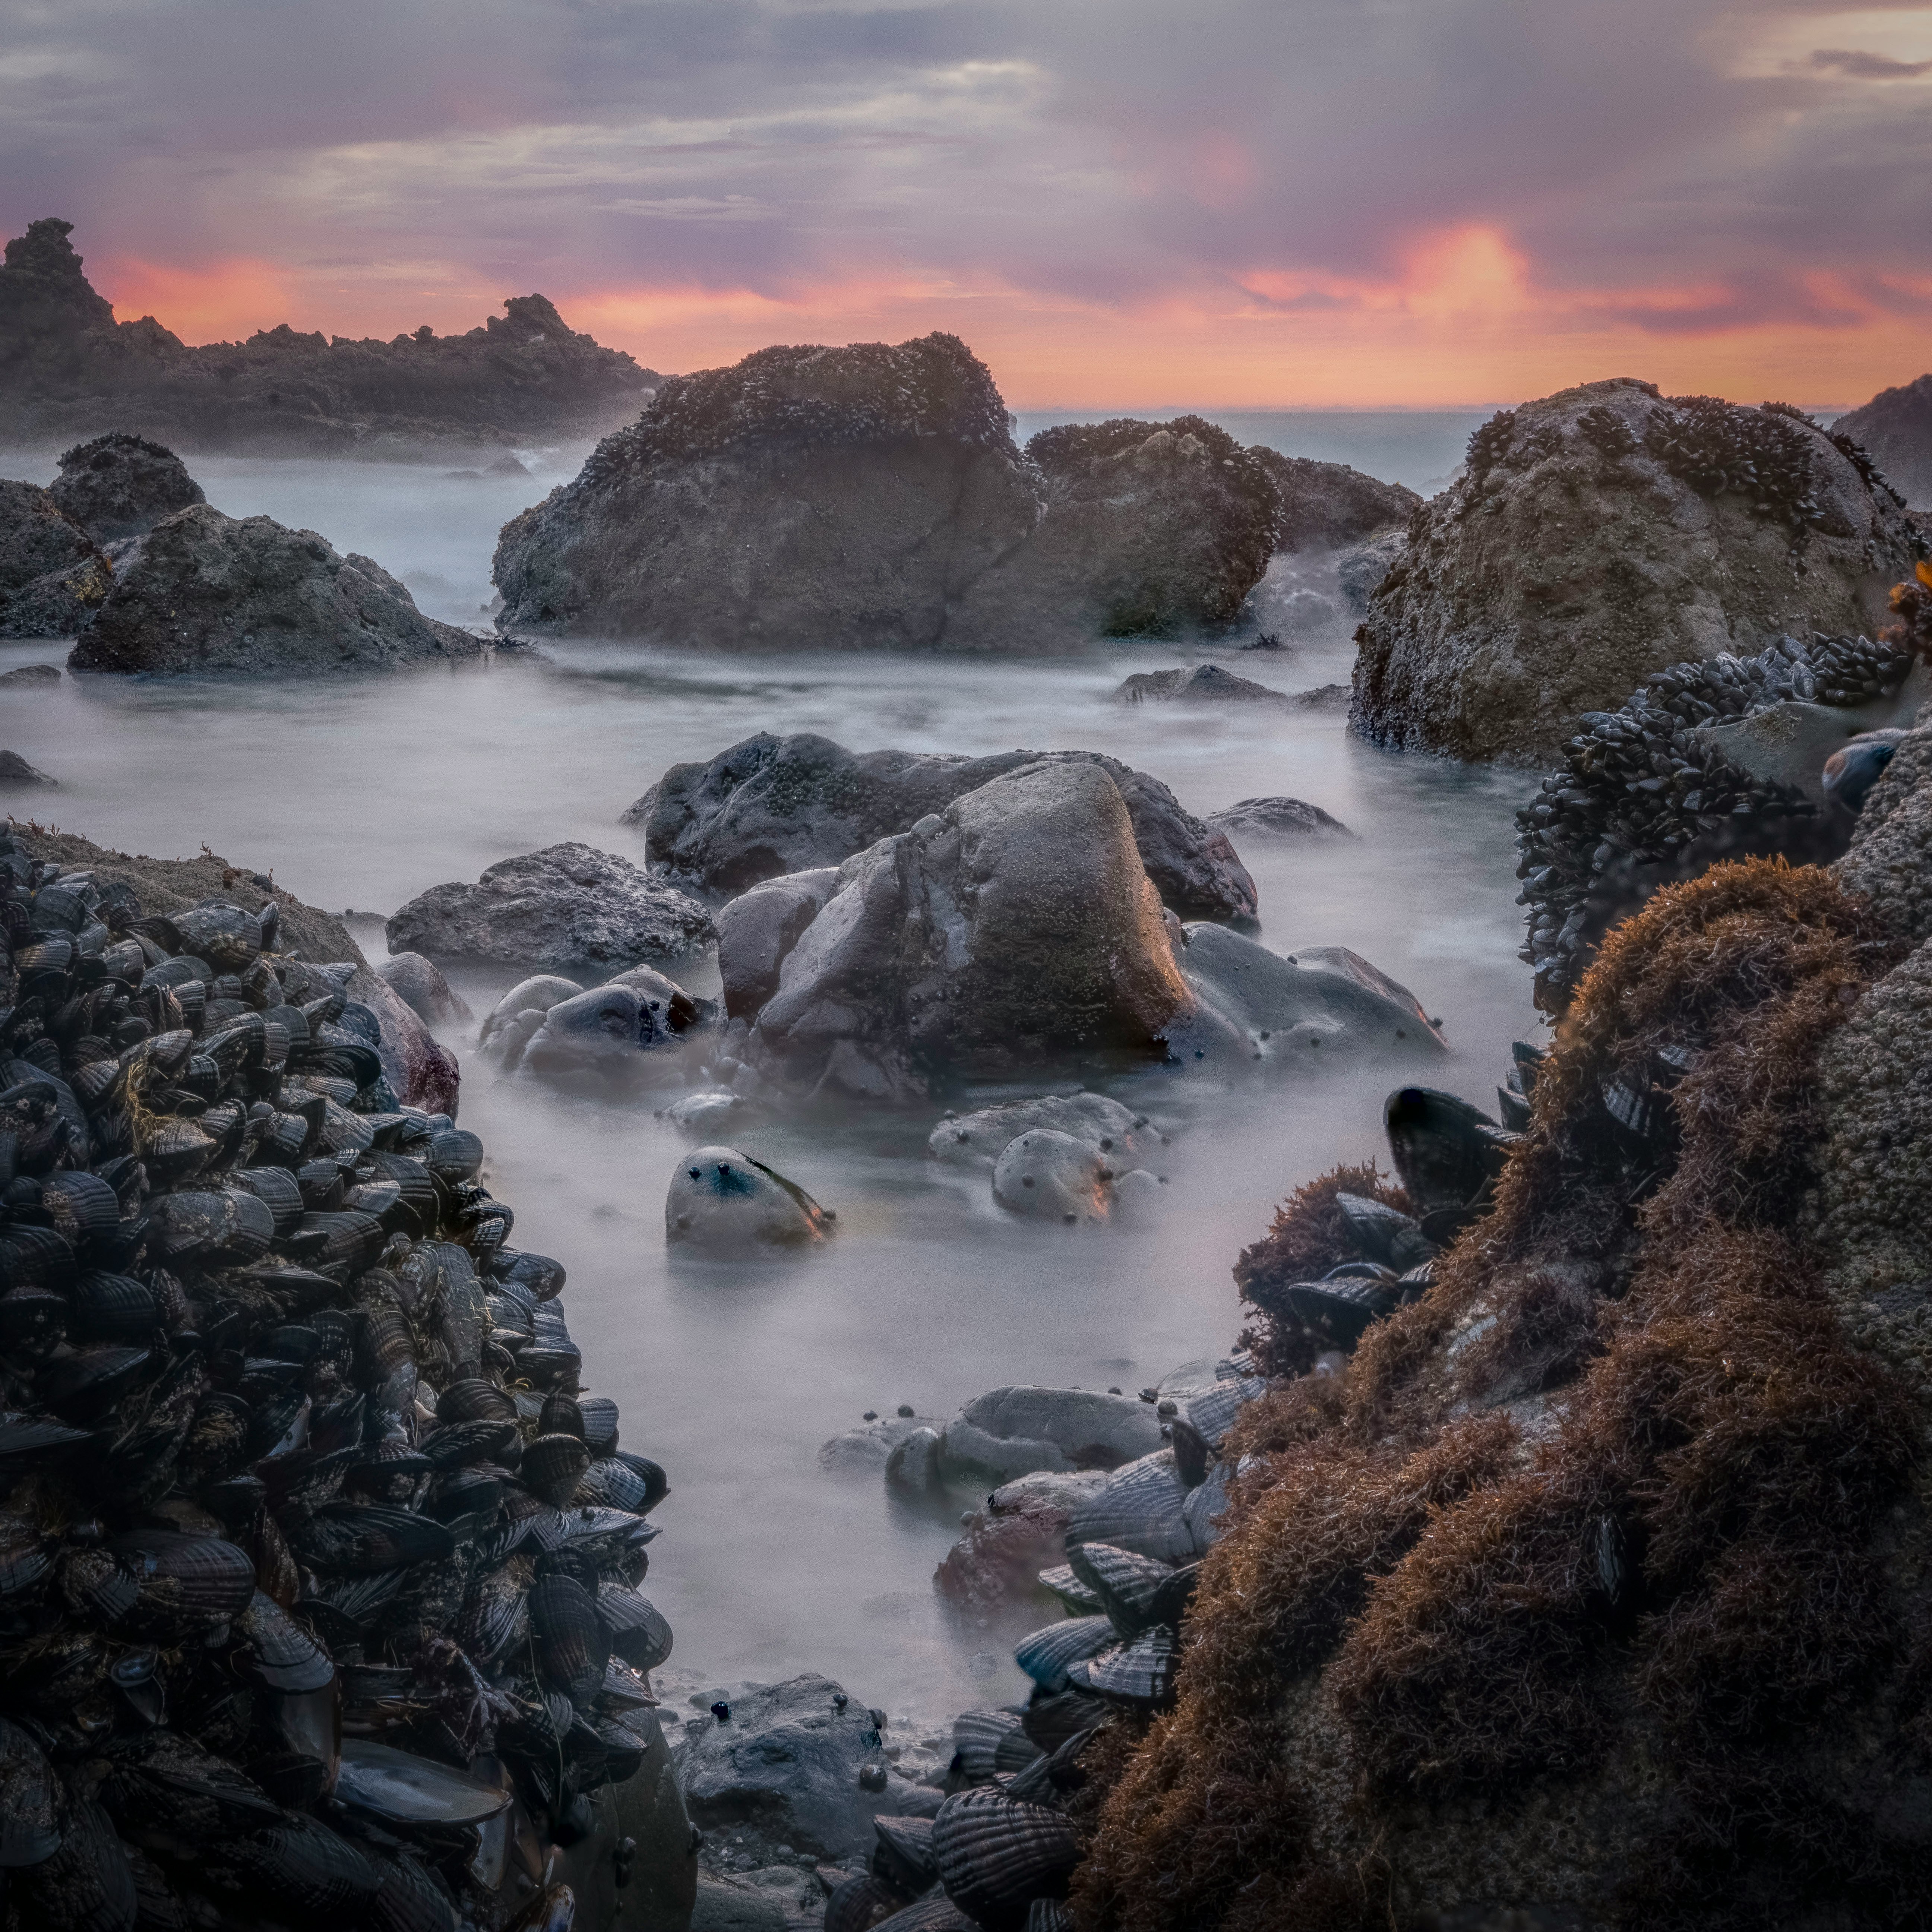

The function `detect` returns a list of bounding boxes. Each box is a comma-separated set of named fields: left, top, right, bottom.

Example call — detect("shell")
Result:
left=1181, top=1377, right=1262, bottom=1453
left=869, top=1903, right=976, bottom=1932
left=219, top=1810, right=382, bottom=1918
left=292, top=1505, right=457, bottom=1575
left=930, top=1787, right=1079, bottom=1925
left=1383, top=1085, right=1516, bottom=1214
left=951, top=1706, right=1030, bottom=1783
left=235, top=1590, right=336, bottom=1693
left=335, top=1739, right=512, bottom=1828
left=1066, top=1540, right=1177, bottom=1637
left=229, top=1166, right=306, bottom=1235
left=426, top=1129, right=484, bottom=1182
left=1332, top=1190, right=1435, bottom=1272
left=39, top=1170, right=121, bottom=1244
left=146, top=1189, right=273, bottom=1267
left=436, top=1376, right=518, bottom=1426
left=0, top=1715, right=59, bottom=1867
left=827, top=1873, right=912, bottom=1932
left=1071, top=1625, right=1180, bottom=1709
left=108, top=1530, right=257, bottom=1636
left=1065, top=1454, right=1198, bottom=1565
left=576, top=1455, right=660, bottom=1515
left=575, top=1394, right=620, bottom=1455
left=529, top=1573, right=610, bottom=1709
left=13, top=1793, right=136, bottom=1932
left=872, top=1812, right=938, bottom=1892
left=519, top=1432, right=590, bottom=1507
left=1015, top=1615, right=1117, bottom=1693
left=422, top=1418, right=521, bottom=1468
left=596, top=1584, right=672, bottom=1670
left=73, top=1271, right=159, bottom=1345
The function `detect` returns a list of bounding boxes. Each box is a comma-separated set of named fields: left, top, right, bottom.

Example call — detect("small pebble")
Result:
left=969, top=1652, right=997, bottom=1679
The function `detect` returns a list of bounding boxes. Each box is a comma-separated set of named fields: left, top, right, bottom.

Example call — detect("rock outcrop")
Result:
left=1835, top=372, right=1932, bottom=506
left=628, top=731, right=1258, bottom=924
left=65, top=505, right=493, bottom=674
left=389, top=842, right=715, bottom=971
left=1114, top=664, right=1287, bottom=705
left=0, top=217, right=655, bottom=453
left=936, top=1388, right=1164, bottom=1487
left=0, top=475, right=112, bottom=637
left=729, top=760, right=1194, bottom=1101
left=48, top=431, right=205, bottom=537
left=0, top=749, right=56, bottom=786
left=1248, top=448, right=1420, bottom=551
left=493, top=346, right=1277, bottom=650
left=1204, top=796, right=1353, bottom=839
left=493, top=333, right=1043, bottom=648
left=1351, top=379, right=1924, bottom=763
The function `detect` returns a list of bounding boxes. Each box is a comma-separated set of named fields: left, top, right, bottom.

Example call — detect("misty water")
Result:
left=1, top=427, right=1540, bottom=1738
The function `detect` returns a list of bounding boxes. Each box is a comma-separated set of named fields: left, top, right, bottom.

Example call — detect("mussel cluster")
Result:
left=1515, top=630, right=1914, bottom=1009
left=824, top=1350, right=1275, bottom=1932
left=0, top=828, right=673, bottom=1932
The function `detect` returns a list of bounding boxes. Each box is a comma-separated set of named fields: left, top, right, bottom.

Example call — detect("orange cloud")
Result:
left=93, top=254, right=310, bottom=344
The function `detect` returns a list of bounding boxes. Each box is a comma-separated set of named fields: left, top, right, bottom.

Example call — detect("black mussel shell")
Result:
left=537, top=1392, right=584, bottom=1439
left=596, top=1583, right=672, bottom=1672
left=0, top=1714, right=59, bottom=1868
left=873, top=1812, right=939, bottom=1893
left=931, top=1787, right=1078, bottom=1924
left=529, top=1573, right=610, bottom=1709
left=147, top=1188, right=274, bottom=1267
left=494, top=1249, right=565, bottom=1301
left=421, top=1418, right=520, bottom=1469
left=436, top=1377, right=517, bottom=1426
left=519, top=1432, right=589, bottom=1508
left=236, top=1588, right=337, bottom=1692
left=575, top=1394, right=619, bottom=1456
left=72, top=1270, right=159, bottom=1344
left=292, top=1503, right=457, bottom=1576
left=230, top=1166, right=306, bottom=1235
left=425, top=1129, right=483, bottom=1183
left=107, top=1529, right=257, bottom=1634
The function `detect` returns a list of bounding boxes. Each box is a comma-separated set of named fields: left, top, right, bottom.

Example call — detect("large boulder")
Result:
left=1835, top=373, right=1932, bottom=507
left=628, top=732, right=1257, bottom=924
left=670, top=1673, right=927, bottom=1860
left=492, top=333, right=1044, bottom=647
left=936, top=1387, right=1164, bottom=1487
left=934, top=1470, right=1111, bottom=1626
left=65, top=505, right=493, bottom=674
left=713, top=869, right=839, bottom=1021
left=1351, top=379, right=1925, bottom=763
left=1248, top=449, right=1420, bottom=551
left=0, top=476, right=112, bottom=638
left=387, top=842, right=715, bottom=970
left=733, top=759, right=1193, bottom=1102
left=952, top=415, right=1278, bottom=640
left=48, top=432, right=205, bottom=539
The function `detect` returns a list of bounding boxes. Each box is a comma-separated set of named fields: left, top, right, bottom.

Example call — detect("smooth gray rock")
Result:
left=819, top=1413, right=940, bottom=1475
left=375, top=950, right=472, bottom=1024
left=657, top=1090, right=758, bottom=1137
left=990, top=1129, right=1114, bottom=1224
left=664, top=1144, right=831, bottom=1256
left=479, top=964, right=706, bottom=1078
left=626, top=731, right=1258, bottom=924
left=883, top=1425, right=943, bottom=1496
left=925, top=1093, right=1159, bottom=1174
left=1204, top=796, right=1354, bottom=839
left=739, top=759, right=1192, bottom=1103
left=0, top=662, right=60, bottom=684
left=687, top=1879, right=787, bottom=1932
left=714, top=868, right=838, bottom=1021
left=0, top=749, right=56, bottom=786
left=671, top=1673, right=922, bottom=1860
left=66, top=504, right=493, bottom=675
left=478, top=974, right=584, bottom=1063
left=936, top=1385, right=1164, bottom=1487
left=1114, top=663, right=1289, bottom=705
left=388, top=842, right=715, bottom=970
left=48, top=432, right=204, bottom=540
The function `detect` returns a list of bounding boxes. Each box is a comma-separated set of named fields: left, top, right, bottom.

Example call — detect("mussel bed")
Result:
left=0, top=824, right=674, bottom=1932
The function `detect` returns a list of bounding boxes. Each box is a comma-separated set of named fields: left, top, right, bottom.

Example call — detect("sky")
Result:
left=3, top=0, right=1930, bottom=408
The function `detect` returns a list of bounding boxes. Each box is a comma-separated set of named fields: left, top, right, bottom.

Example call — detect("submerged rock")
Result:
left=0, top=747, right=56, bottom=785
left=936, top=1471, right=1112, bottom=1626
left=1113, top=663, right=1288, bottom=705
left=936, top=1387, right=1163, bottom=1487
left=991, top=1129, right=1116, bottom=1224
left=664, top=1144, right=832, bottom=1255
left=388, top=841, right=715, bottom=970
left=1351, top=379, right=1923, bottom=763
left=737, top=759, right=1192, bottom=1102
left=478, top=963, right=707, bottom=1077
left=1248, top=449, right=1420, bottom=552
left=65, top=505, right=493, bottom=674
left=48, top=431, right=205, bottom=539
left=632, top=731, right=1257, bottom=924
left=1204, top=796, right=1354, bottom=839
left=926, top=1093, right=1160, bottom=1174
left=375, top=949, right=472, bottom=1024
left=0, top=660, right=60, bottom=684
left=1835, top=371, right=1932, bottom=506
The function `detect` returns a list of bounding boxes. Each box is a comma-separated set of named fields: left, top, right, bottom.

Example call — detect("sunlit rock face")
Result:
left=1352, top=378, right=1924, bottom=765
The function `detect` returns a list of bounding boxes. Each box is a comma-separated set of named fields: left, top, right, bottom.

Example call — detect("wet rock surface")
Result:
left=1352, top=378, right=1924, bottom=763
left=0, top=818, right=695, bottom=1932
left=1204, top=796, right=1354, bottom=839
left=664, top=1144, right=832, bottom=1257
left=389, top=842, right=715, bottom=971
left=376, top=950, right=474, bottom=1025
left=1249, top=448, right=1420, bottom=552
left=0, top=216, right=654, bottom=453
left=631, top=730, right=1258, bottom=924
left=0, top=474, right=111, bottom=638
left=48, top=431, right=205, bottom=539
left=1835, top=370, right=1932, bottom=506
left=478, top=965, right=709, bottom=1080
left=65, top=504, right=494, bottom=675
left=936, top=1387, right=1164, bottom=1487
left=0, top=747, right=57, bottom=785
left=1113, top=663, right=1288, bottom=705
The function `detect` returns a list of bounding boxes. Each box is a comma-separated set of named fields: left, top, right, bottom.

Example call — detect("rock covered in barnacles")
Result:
left=48, top=431, right=206, bottom=540
left=0, top=821, right=695, bottom=1929
left=1352, top=378, right=1923, bottom=763
left=1515, top=627, right=1927, bottom=1008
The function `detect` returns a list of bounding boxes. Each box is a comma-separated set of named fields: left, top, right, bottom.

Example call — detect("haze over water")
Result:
left=1, top=425, right=1540, bottom=1727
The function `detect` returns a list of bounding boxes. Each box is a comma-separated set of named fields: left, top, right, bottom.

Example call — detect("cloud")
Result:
left=0, top=0, right=1927, bottom=402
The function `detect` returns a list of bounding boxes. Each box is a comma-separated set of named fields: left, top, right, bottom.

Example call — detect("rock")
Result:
left=1334, top=525, right=1409, bottom=614
left=548, top=1713, right=699, bottom=1932
left=687, top=1878, right=787, bottom=1932
left=1248, top=449, right=1420, bottom=552
left=715, top=869, right=839, bottom=1021
left=952, top=415, right=1278, bottom=640
left=738, top=760, right=1192, bottom=1102
left=387, top=842, right=715, bottom=970
left=478, top=964, right=707, bottom=1078
left=477, top=974, right=585, bottom=1061
left=1204, top=797, right=1354, bottom=839
left=0, top=749, right=56, bottom=786
left=664, top=1145, right=832, bottom=1256
left=47, top=433, right=205, bottom=539
left=64, top=505, right=493, bottom=675
left=1838, top=710, right=1932, bottom=944
left=657, top=1090, right=758, bottom=1137
left=0, top=476, right=112, bottom=638
left=883, top=1425, right=943, bottom=1496
left=1288, top=682, right=1351, bottom=712
left=936, top=1387, right=1164, bottom=1487
left=1167, top=924, right=1449, bottom=1064
left=935, top=1472, right=1110, bottom=1627
left=375, top=950, right=472, bottom=1024
left=671, top=1673, right=923, bottom=1861
left=0, top=216, right=654, bottom=452
left=0, top=661, right=60, bottom=684
left=925, top=1093, right=1159, bottom=1174
left=819, top=1413, right=940, bottom=1476
left=1351, top=379, right=1923, bottom=762
left=493, top=333, right=1043, bottom=647
left=632, top=731, right=1257, bottom=924
left=1113, top=664, right=1288, bottom=705
left=1835, top=372, right=1932, bottom=506
left=990, top=1130, right=1114, bottom=1224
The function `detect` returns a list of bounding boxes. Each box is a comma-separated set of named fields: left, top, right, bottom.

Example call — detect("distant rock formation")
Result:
left=1352, top=379, right=1925, bottom=764
left=66, top=504, right=493, bottom=674
left=491, top=340, right=1278, bottom=649
left=1836, top=373, right=1932, bottom=507
left=0, top=217, right=657, bottom=454
left=1249, top=448, right=1420, bottom=551
left=1115, top=664, right=1288, bottom=706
